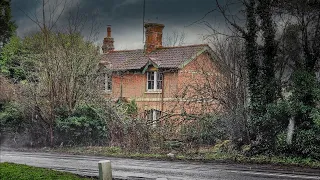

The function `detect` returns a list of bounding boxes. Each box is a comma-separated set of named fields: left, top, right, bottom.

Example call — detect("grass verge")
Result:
left=0, top=162, right=96, bottom=180
left=45, top=146, right=320, bottom=169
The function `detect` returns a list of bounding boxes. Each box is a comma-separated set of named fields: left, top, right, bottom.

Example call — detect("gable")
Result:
left=180, top=47, right=222, bottom=74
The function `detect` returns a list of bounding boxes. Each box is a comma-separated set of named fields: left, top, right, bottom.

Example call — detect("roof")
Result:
left=100, top=44, right=211, bottom=71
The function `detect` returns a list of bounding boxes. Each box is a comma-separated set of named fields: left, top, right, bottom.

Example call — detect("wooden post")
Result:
left=98, top=160, right=112, bottom=180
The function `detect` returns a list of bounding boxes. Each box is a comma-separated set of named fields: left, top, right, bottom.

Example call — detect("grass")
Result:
left=0, top=162, right=96, bottom=180
left=46, top=145, right=320, bottom=169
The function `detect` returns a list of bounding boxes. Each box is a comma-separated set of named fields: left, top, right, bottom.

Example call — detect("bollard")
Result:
left=98, top=160, right=112, bottom=180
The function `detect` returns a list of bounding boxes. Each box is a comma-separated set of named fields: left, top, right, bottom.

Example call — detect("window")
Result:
left=146, top=109, right=161, bottom=127
left=104, top=73, right=112, bottom=91
left=147, top=71, right=163, bottom=91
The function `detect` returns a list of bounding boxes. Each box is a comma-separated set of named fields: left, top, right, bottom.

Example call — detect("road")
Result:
left=0, top=150, right=320, bottom=180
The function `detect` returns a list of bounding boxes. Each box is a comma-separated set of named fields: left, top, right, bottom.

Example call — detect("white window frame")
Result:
left=147, top=71, right=163, bottom=91
left=104, top=73, right=112, bottom=92
left=146, top=109, right=161, bottom=127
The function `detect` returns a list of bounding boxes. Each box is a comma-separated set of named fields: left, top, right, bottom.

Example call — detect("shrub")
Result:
left=181, top=114, right=228, bottom=146
left=249, top=100, right=292, bottom=154
left=55, top=105, right=108, bottom=146
left=0, top=102, right=24, bottom=132
left=293, top=127, right=320, bottom=160
left=164, top=140, right=184, bottom=151
left=212, top=140, right=235, bottom=153
left=0, top=102, right=28, bottom=146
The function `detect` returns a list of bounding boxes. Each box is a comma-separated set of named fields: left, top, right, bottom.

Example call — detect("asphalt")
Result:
left=0, top=150, right=320, bottom=180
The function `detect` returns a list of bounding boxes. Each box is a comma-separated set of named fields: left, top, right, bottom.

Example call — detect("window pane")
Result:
left=147, top=110, right=152, bottom=120
left=105, top=73, right=112, bottom=91
left=157, top=80, right=162, bottom=89
left=102, top=73, right=106, bottom=90
left=105, top=74, right=108, bottom=90
left=156, top=73, right=163, bottom=90
left=158, top=72, right=163, bottom=81
left=148, top=72, right=154, bottom=81
left=108, top=79, right=112, bottom=90
left=148, top=81, right=154, bottom=90
left=155, top=110, right=161, bottom=119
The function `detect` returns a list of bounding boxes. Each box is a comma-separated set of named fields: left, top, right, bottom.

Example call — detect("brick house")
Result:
left=100, top=23, right=224, bottom=125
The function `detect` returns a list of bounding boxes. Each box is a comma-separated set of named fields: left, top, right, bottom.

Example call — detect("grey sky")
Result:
left=11, top=0, right=228, bottom=50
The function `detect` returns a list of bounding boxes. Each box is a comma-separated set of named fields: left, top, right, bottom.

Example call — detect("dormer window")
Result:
left=147, top=71, right=163, bottom=91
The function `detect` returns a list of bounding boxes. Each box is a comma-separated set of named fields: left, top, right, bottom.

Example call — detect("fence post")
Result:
left=98, top=160, right=112, bottom=180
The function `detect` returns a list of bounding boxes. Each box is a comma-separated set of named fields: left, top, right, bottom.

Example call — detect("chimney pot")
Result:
left=102, top=25, right=115, bottom=53
left=107, top=25, right=111, bottom=38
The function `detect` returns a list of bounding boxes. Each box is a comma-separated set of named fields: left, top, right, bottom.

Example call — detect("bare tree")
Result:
left=163, top=29, right=186, bottom=47
left=17, top=0, right=103, bottom=146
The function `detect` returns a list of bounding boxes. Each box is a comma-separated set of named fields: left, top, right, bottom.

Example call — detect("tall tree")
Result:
left=0, top=0, right=16, bottom=49
left=214, top=0, right=280, bottom=151
left=278, top=0, right=320, bottom=152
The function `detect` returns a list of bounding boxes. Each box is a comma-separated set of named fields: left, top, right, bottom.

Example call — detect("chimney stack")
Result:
left=102, top=25, right=114, bottom=53
left=144, top=23, right=165, bottom=53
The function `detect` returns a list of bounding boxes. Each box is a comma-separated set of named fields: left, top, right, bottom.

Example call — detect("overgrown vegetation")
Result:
left=0, top=162, right=96, bottom=180
left=0, top=0, right=319, bottom=168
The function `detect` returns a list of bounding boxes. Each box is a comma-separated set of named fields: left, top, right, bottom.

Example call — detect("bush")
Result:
left=55, top=105, right=108, bottom=146
left=0, top=101, right=53, bottom=147
left=0, top=102, right=24, bottom=132
left=181, top=114, right=228, bottom=146
left=249, top=100, right=292, bottom=154
left=212, top=140, right=235, bottom=153
left=164, top=140, right=184, bottom=151
left=293, top=127, right=320, bottom=160
left=0, top=102, right=28, bottom=146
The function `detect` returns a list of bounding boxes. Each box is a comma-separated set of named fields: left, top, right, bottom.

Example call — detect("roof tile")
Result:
left=100, top=44, right=208, bottom=71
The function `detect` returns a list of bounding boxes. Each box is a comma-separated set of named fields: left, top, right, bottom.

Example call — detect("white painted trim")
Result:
left=146, top=71, right=163, bottom=91
left=152, top=110, right=157, bottom=127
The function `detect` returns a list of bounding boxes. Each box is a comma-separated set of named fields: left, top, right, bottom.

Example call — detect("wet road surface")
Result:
left=1, top=150, right=320, bottom=180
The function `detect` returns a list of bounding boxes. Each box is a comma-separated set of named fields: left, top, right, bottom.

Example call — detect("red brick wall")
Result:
left=176, top=52, right=221, bottom=114
left=105, top=51, right=222, bottom=116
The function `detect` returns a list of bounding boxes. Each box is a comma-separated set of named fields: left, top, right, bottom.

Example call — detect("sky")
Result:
left=10, top=0, right=231, bottom=50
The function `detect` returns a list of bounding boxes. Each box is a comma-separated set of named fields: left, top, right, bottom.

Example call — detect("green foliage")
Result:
left=311, top=109, right=320, bottom=127
left=103, top=146, right=122, bottom=154
left=181, top=114, right=228, bottom=146
left=264, top=100, right=292, bottom=133
left=0, top=35, right=27, bottom=80
left=55, top=105, right=108, bottom=146
left=0, top=0, right=17, bottom=48
left=125, top=99, right=138, bottom=117
left=164, top=140, right=184, bottom=151
left=0, top=162, right=94, bottom=180
left=212, top=140, right=235, bottom=154
left=249, top=100, right=292, bottom=154
left=293, top=127, right=320, bottom=159
left=290, top=71, right=319, bottom=116
left=0, top=102, right=24, bottom=134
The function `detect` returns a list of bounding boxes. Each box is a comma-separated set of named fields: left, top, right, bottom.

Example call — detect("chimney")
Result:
left=102, top=25, right=114, bottom=53
left=144, top=23, right=165, bottom=53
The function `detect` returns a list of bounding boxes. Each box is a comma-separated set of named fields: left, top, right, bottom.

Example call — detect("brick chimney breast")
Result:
left=144, top=23, right=165, bottom=53
left=102, top=25, right=114, bottom=53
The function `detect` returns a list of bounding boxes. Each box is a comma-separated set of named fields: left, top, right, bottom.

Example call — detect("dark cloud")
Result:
left=11, top=0, right=226, bottom=50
